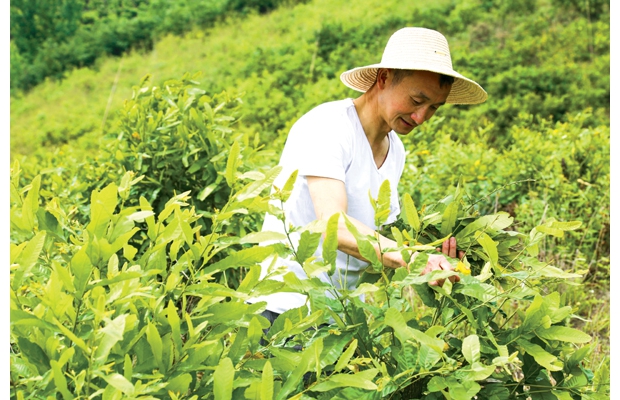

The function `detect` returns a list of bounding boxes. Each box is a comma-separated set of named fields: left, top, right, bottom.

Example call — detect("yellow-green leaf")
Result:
left=225, top=140, right=241, bottom=188
left=12, top=231, right=47, bottom=291
left=536, top=326, right=592, bottom=343
left=261, top=361, right=274, bottom=400
left=517, top=339, right=563, bottom=371
left=214, top=358, right=234, bottom=400
left=402, top=193, right=420, bottom=232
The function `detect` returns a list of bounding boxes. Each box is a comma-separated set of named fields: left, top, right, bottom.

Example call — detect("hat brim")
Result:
left=340, top=64, right=487, bottom=105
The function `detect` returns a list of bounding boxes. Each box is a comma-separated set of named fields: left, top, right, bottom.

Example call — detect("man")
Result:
left=251, top=27, right=487, bottom=320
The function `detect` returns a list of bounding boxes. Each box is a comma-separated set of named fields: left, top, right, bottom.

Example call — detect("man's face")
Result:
left=378, top=69, right=452, bottom=135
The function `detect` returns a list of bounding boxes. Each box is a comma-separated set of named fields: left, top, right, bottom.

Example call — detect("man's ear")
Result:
left=376, top=68, right=390, bottom=89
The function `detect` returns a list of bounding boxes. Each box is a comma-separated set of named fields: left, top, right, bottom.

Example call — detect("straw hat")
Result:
left=340, top=27, right=487, bottom=105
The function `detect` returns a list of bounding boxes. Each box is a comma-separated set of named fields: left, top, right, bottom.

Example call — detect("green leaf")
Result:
left=478, top=384, right=511, bottom=400
left=440, top=201, right=458, bottom=237
left=70, top=247, right=93, bottom=296
left=17, top=337, right=50, bottom=373
left=198, top=182, right=218, bottom=201
left=87, top=183, right=118, bottom=238
left=402, top=193, right=420, bottom=232
left=303, top=257, right=331, bottom=278
left=237, top=266, right=261, bottom=293
left=277, top=338, right=323, bottom=400
left=343, top=215, right=381, bottom=270
left=12, top=231, right=46, bottom=291
left=167, top=300, right=182, bottom=354
left=475, top=231, right=498, bottom=267
left=322, top=212, right=340, bottom=268
left=455, top=213, right=513, bottom=243
left=248, top=316, right=264, bottom=352
left=102, top=373, right=135, bottom=395
left=239, top=231, right=287, bottom=244
left=225, top=140, right=241, bottom=187
left=214, top=358, right=234, bottom=400
left=146, top=322, right=164, bottom=371
left=334, top=339, right=357, bottom=373
left=52, top=317, right=90, bottom=354
left=400, top=269, right=458, bottom=286
left=536, top=326, right=592, bottom=343
left=348, top=283, right=380, bottom=298
left=456, top=282, right=500, bottom=303
left=427, top=376, right=448, bottom=392
left=384, top=308, right=444, bottom=353
left=167, top=373, right=192, bottom=395
left=10, top=242, right=27, bottom=265
left=456, top=362, right=496, bottom=381
left=311, top=369, right=379, bottom=392
left=123, top=354, right=133, bottom=381
left=462, top=335, right=481, bottom=364
left=535, top=266, right=581, bottom=279
left=449, top=378, right=481, bottom=400
left=22, top=175, right=41, bottom=232
left=202, top=246, right=274, bottom=274
left=51, top=360, right=72, bottom=400
left=536, top=220, right=582, bottom=238
left=261, top=361, right=274, bottom=400
left=277, top=169, right=299, bottom=203
left=127, top=210, right=155, bottom=222
left=374, top=179, right=392, bottom=227
left=237, top=166, right=282, bottom=201
left=94, top=315, right=127, bottom=365
left=296, top=230, right=322, bottom=265
left=517, top=339, right=563, bottom=371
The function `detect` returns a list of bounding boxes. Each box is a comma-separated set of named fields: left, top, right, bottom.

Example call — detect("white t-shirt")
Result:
left=251, top=98, right=406, bottom=314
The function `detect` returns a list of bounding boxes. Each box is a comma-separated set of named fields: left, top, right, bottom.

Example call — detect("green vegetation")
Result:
left=10, top=0, right=610, bottom=398
left=10, top=0, right=308, bottom=94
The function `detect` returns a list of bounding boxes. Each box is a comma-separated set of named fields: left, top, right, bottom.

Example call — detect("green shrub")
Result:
left=10, top=166, right=607, bottom=398
left=112, top=72, right=274, bottom=234
left=398, top=109, right=610, bottom=277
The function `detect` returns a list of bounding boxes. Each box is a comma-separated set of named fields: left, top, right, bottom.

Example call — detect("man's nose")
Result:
left=411, top=107, right=430, bottom=125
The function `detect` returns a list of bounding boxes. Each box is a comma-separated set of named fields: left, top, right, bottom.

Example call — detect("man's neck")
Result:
left=352, top=93, right=391, bottom=168
left=354, top=92, right=391, bottom=140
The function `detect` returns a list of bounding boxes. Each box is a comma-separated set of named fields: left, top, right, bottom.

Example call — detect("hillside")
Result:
left=10, top=0, right=609, bottom=156
left=9, top=0, right=611, bottom=398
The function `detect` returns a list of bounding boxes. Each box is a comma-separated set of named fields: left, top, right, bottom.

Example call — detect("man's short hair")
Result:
left=391, top=68, right=455, bottom=88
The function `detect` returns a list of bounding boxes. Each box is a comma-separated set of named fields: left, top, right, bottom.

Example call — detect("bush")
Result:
left=10, top=163, right=607, bottom=398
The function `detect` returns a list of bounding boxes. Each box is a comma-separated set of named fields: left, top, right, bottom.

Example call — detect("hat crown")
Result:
left=380, top=27, right=453, bottom=71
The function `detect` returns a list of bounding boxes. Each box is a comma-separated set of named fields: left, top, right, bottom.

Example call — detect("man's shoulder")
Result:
left=297, top=98, right=354, bottom=122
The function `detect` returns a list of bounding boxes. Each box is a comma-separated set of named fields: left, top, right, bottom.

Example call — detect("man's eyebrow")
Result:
left=412, top=91, right=430, bottom=101
left=412, top=91, right=446, bottom=106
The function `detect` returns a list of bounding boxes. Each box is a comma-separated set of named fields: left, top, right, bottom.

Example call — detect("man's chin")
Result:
left=393, top=125, right=415, bottom=135
left=394, top=118, right=416, bottom=134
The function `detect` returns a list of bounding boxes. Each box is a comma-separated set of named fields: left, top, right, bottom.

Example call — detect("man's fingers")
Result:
left=441, top=237, right=458, bottom=258
left=448, top=237, right=457, bottom=258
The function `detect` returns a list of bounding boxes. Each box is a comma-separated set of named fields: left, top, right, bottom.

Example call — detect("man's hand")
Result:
left=421, top=237, right=464, bottom=286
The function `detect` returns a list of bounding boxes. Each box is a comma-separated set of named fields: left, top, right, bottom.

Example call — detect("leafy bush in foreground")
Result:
left=10, top=151, right=608, bottom=398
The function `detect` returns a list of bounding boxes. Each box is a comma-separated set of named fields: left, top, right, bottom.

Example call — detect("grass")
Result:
left=10, top=0, right=454, bottom=156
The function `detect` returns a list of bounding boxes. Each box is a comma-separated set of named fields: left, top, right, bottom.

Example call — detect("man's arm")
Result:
left=307, top=176, right=460, bottom=283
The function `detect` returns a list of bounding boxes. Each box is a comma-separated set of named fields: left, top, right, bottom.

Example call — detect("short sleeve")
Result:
left=281, top=106, right=353, bottom=183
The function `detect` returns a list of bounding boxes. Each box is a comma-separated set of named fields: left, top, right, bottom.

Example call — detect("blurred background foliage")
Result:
left=10, top=0, right=310, bottom=94
left=10, top=0, right=610, bottom=380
